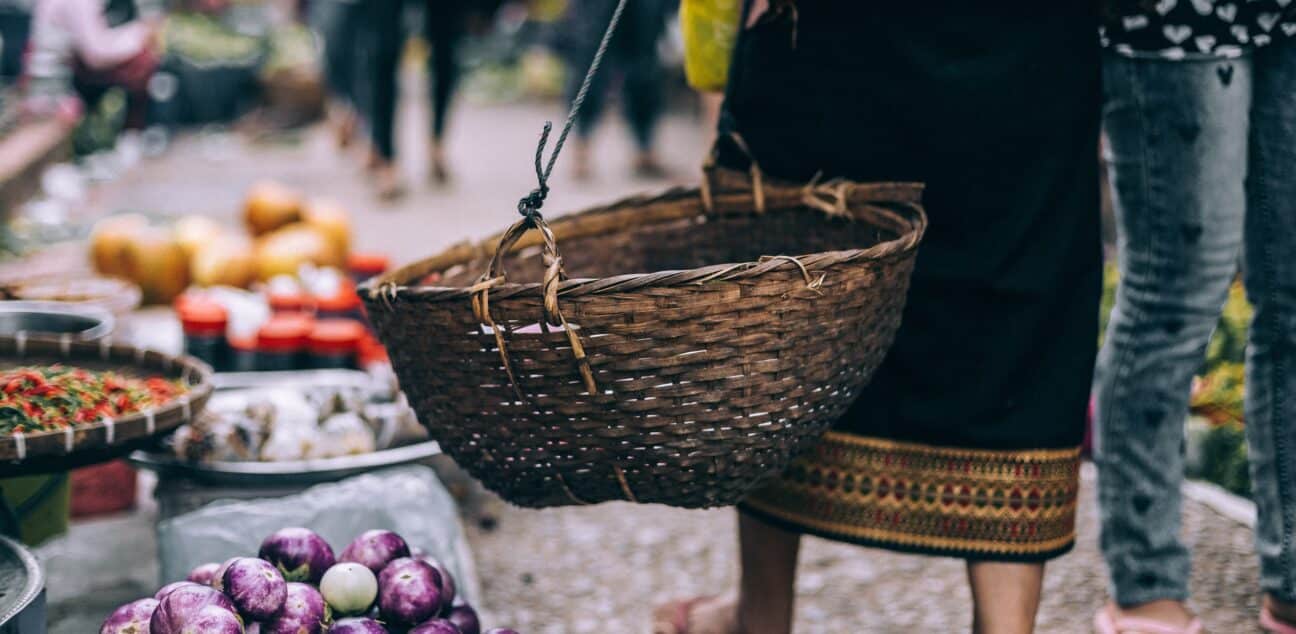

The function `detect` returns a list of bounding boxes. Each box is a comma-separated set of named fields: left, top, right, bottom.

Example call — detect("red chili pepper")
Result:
left=0, top=365, right=185, bottom=434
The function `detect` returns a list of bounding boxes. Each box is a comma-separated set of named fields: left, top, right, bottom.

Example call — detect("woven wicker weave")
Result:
left=0, top=335, right=212, bottom=476
left=360, top=169, right=927, bottom=508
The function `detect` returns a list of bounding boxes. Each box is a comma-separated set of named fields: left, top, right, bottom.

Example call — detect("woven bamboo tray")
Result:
left=0, top=335, right=212, bottom=477
left=361, top=169, right=927, bottom=508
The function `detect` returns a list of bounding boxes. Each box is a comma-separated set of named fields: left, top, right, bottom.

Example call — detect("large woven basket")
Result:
left=360, top=168, right=927, bottom=508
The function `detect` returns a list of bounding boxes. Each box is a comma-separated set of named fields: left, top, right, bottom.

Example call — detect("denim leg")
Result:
left=1245, top=36, right=1296, bottom=604
left=320, top=2, right=363, bottom=107
left=1095, top=53, right=1250, bottom=607
left=425, top=2, right=463, bottom=141
left=363, top=0, right=404, bottom=161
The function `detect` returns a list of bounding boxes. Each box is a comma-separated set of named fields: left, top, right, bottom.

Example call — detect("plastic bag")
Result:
left=156, top=465, right=478, bottom=604
left=680, top=0, right=741, bottom=92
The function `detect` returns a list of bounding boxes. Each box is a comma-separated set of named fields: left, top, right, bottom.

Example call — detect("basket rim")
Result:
left=359, top=177, right=928, bottom=304
left=0, top=334, right=214, bottom=462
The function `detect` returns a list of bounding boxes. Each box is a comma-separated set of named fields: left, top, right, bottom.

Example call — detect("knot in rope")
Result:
left=517, top=185, right=549, bottom=223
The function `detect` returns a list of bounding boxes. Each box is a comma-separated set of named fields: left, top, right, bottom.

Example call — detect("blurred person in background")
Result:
left=310, top=0, right=363, bottom=148
left=655, top=1, right=1100, bottom=632
left=555, top=0, right=675, bottom=180
left=362, top=0, right=470, bottom=200
left=679, top=0, right=737, bottom=140
left=0, top=0, right=32, bottom=84
left=22, top=0, right=159, bottom=126
left=1093, top=1, right=1296, bottom=633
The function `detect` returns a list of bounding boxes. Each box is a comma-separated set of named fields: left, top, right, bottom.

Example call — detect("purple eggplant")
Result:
left=258, top=528, right=336, bottom=585
left=483, top=629, right=520, bottom=634
left=178, top=604, right=243, bottom=634
left=377, top=557, right=443, bottom=626
left=445, top=604, right=480, bottom=634
left=330, top=617, right=390, bottom=633
left=150, top=584, right=238, bottom=634
left=410, top=619, right=462, bottom=634
left=211, top=557, right=241, bottom=592
left=418, top=557, right=456, bottom=610
left=339, top=530, right=410, bottom=574
left=223, top=557, right=289, bottom=621
left=100, top=598, right=159, bottom=634
left=186, top=562, right=221, bottom=586
left=263, top=582, right=330, bottom=634
left=154, top=581, right=198, bottom=602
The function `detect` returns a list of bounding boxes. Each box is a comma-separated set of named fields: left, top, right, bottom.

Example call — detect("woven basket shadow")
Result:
left=360, top=168, right=927, bottom=508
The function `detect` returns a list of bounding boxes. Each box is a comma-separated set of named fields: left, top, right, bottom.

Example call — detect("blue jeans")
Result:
left=1096, top=39, right=1296, bottom=607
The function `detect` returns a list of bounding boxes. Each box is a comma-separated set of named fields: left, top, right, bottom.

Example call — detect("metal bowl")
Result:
left=0, top=301, right=114, bottom=341
left=130, top=440, right=442, bottom=487
left=0, top=534, right=46, bottom=633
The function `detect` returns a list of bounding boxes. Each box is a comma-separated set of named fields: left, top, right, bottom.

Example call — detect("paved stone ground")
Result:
left=457, top=465, right=1261, bottom=634
left=43, top=92, right=1265, bottom=632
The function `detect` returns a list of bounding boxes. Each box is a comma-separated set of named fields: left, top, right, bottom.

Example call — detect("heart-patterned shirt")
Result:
left=1101, top=0, right=1296, bottom=59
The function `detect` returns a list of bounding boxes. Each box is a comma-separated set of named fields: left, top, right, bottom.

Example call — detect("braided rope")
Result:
left=515, top=0, right=631, bottom=225
left=468, top=0, right=632, bottom=406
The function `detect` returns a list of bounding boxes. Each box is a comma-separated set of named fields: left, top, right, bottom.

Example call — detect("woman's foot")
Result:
left=372, top=162, right=406, bottom=201
left=1094, top=601, right=1202, bottom=634
left=365, top=147, right=384, bottom=173
left=632, top=151, right=668, bottom=179
left=651, top=593, right=738, bottom=634
left=1262, top=595, right=1296, bottom=633
left=430, top=142, right=451, bottom=185
left=334, top=111, right=357, bottom=149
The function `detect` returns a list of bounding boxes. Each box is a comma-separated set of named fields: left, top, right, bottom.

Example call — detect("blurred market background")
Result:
left=0, top=0, right=1266, bottom=631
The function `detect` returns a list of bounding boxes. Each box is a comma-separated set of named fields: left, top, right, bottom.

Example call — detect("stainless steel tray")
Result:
left=130, top=440, right=441, bottom=486
left=210, top=369, right=375, bottom=391
left=131, top=367, right=438, bottom=486
left=0, top=534, right=45, bottom=633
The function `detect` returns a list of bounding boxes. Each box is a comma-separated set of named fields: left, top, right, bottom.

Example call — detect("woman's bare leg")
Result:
left=967, top=561, right=1044, bottom=634
left=653, top=511, right=799, bottom=634
left=736, top=512, right=800, bottom=634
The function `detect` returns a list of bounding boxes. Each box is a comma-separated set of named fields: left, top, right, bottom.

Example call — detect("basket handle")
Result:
left=470, top=214, right=597, bottom=399
left=700, top=131, right=767, bottom=215
left=466, top=0, right=634, bottom=401
left=699, top=131, right=923, bottom=236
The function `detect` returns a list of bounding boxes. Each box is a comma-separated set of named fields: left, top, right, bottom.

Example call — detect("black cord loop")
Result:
left=515, top=0, right=628, bottom=224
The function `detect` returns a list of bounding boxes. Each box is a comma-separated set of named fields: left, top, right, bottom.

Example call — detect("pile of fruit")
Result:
left=0, top=365, right=185, bottom=435
left=90, top=181, right=351, bottom=304
left=101, top=527, right=516, bottom=634
left=164, top=13, right=264, bottom=67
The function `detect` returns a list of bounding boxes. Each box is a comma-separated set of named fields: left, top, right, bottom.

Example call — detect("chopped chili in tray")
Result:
left=0, top=365, right=186, bottom=435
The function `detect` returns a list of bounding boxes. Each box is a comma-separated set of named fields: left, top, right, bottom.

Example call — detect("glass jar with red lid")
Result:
left=255, top=314, right=314, bottom=371
left=267, top=290, right=313, bottom=316
left=229, top=335, right=259, bottom=373
left=347, top=252, right=389, bottom=284
left=306, top=319, right=366, bottom=369
left=315, top=281, right=363, bottom=322
left=179, top=298, right=229, bottom=371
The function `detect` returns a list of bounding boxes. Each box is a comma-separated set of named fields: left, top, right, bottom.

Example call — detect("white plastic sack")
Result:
left=156, top=465, right=478, bottom=605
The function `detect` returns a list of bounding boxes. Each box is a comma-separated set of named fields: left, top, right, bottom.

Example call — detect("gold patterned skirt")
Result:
left=741, top=434, right=1083, bottom=561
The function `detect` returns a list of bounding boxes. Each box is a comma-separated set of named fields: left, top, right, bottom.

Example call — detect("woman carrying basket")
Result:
left=656, top=2, right=1101, bottom=633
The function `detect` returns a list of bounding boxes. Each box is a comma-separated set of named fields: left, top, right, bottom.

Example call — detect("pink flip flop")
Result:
left=1261, top=606, right=1296, bottom=634
left=651, top=596, right=712, bottom=634
left=1094, top=605, right=1203, bottom=634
